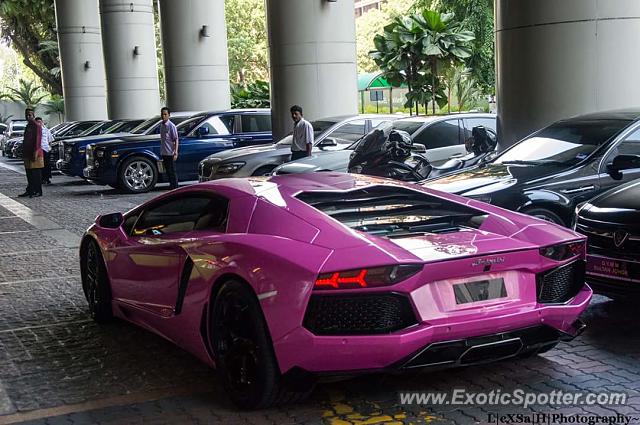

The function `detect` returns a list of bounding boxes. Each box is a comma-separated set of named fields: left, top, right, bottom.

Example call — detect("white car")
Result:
left=273, top=113, right=497, bottom=175
left=198, top=114, right=404, bottom=180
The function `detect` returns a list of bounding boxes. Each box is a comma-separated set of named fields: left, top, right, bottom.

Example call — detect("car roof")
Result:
left=395, top=113, right=496, bottom=123
left=560, top=108, right=640, bottom=122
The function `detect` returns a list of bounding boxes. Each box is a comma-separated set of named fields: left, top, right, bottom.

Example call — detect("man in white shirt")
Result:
left=36, top=117, right=54, bottom=184
left=290, top=105, right=314, bottom=161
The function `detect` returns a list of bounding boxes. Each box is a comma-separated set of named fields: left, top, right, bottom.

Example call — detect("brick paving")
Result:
left=0, top=157, right=638, bottom=425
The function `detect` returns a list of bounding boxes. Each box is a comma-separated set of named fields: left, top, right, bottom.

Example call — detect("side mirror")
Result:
left=97, top=212, right=124, bottom=229
left=197, top=126, right=210, bottom=137
left=607, top=154, right=640, bottom=180
left=411, top=143, right=427, bottom=154
left=318, top=138, right=338, bottom=148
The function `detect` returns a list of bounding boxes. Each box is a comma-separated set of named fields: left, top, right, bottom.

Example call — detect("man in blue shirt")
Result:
left=160, top=107, right=179, bottom=189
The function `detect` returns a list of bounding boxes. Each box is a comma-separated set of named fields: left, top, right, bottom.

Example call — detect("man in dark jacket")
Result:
left=18, top=108, right=44, bottom=198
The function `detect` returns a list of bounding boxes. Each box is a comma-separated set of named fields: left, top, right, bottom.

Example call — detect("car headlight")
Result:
left=539, top=241, right=585, bottom=261
left=217, top=162, right=245, bottom=174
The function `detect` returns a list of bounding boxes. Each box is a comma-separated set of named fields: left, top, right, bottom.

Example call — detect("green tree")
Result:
left=0, top=0, right=61, bottom=95
left=231, top=80, right=270, bottom=109
left=42, top=94, right=65, bottom=123
left=417, top=0, right=494, bottom=90
left=0, top=114, right=14, bottom=124
left=225, top=0, right=269, bottom=85
left=7, top=78, right=47, bottom=108
left=371, top=10, right=474, bottom=114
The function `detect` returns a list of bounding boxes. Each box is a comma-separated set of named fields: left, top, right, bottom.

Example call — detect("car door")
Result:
left=108, top=194, right=229, bottom=317
left=177, top=115, right=235, bottom=179
left=412, top=119, right=465, bottom=165
left=598, top=127, right=640, bottom=193
left=235, top=112, right=272, bottom=147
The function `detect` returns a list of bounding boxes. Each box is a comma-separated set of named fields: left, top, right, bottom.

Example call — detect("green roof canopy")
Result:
left=357, top=72, right=404, bottom=91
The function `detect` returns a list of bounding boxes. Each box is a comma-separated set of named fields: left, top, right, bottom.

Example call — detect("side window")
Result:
left=604, top=128, right=640, bottom=165
left=241, top=114, right=272, bottom=133
left=218, top=115, right=235, bottom=133
left=464, top=118, right=497, bottom=139
left=413, top=119, right=461, bottom=148
left=195, top=117, right=232, bottom=137
left=132, top=195, right=229, bottom=236
left=331, top=119, right=367, bottom=142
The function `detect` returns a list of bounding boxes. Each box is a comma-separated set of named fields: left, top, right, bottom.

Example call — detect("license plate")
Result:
left=586, top=255, right=640, bottom=283
left=454, top=278, right=507, bottom=304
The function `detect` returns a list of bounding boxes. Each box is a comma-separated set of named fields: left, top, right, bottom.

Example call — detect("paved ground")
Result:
left=0, top=157, right=638, bottom=425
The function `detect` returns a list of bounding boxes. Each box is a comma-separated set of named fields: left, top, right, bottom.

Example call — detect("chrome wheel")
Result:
left=124, top=160, right=154, bottom=191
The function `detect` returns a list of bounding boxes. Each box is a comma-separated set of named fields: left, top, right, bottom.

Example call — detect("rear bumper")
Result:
left=273, top=286, right=591, bottom=374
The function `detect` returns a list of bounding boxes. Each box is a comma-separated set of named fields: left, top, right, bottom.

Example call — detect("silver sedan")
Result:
left=198, top=114, right=403, bottom=181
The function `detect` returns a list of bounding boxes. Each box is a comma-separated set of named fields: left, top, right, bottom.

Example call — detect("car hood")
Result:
left=202, top=143, right=282, bottom=163
left=579, top=178, right=640, bottom=226
left=423, top=163, right=566, bottom=196
left=275, top=150, right=352, bottom=174
left=92, top=134, right=160, bottom=150
left=62, top=132, right=131, bottom=145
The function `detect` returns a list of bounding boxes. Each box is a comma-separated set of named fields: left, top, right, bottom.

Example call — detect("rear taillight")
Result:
left=539, top=241, right=585, bottom=261
left=314, top=264, right=422, bottom=290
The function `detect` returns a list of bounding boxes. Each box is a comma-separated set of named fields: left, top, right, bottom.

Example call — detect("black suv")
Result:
left=424, top=109, right=640, bottom=227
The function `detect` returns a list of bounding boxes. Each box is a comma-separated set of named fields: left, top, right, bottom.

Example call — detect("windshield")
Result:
left=61, top=121, right=100, bottom=137
left=177, top=115, right=208, bottom=137
left=108, top=120, right=143, bottom=134
left=131, top=117, right=158, bottom=134
left=495, top=119, right=631, bottom=166
left=311, top=120, right=340, bottom=138
left=82, top=121, right=115, bottom=136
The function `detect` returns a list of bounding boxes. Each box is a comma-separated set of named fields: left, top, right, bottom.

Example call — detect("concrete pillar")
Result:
left=54, top=0, right=108, bottom=121
left=100, top=0, right=160, bottom=119
left=159, top=0, right=230, bottom=112
left=266, top=0, right=358, bottom=141
left=496, top=0, right=640, bottom=146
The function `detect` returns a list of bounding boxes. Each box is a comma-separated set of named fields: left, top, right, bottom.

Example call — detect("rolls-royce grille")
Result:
left=303, top=293, right=417, bottom=335
left=537, top=260, right=585, bottom=303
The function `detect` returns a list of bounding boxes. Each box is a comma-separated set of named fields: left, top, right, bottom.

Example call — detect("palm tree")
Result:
left=42, top=95, right=65, bottom=123
left=371, top=10, right=474, bottom=115
left=7, top=79, right=47, bottom=109
left=0, top=113, right=13, bottom=124
left=413, top=11, right=475, bottom=114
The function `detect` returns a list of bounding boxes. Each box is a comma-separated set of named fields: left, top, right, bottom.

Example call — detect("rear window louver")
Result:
left=297, top=186, right=487, bottom=237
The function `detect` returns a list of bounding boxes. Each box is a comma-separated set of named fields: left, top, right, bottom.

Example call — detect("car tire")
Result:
left=80, top=239, right=113, bottom=323
left=118, top=156, right=158, bottom=194
left=521, top=207, right=566, bottom=226
left=252, top=165, right=276, bottom=176
left=210, top=280, right=314, bottom=409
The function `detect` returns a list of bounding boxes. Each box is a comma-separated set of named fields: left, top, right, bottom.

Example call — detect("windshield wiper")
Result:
left=500, top=160, right=565, bottom=166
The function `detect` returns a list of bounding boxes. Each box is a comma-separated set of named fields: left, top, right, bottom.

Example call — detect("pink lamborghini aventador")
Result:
left=80, top=172, right=591, bottom=408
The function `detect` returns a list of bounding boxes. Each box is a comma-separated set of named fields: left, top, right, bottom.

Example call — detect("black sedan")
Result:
left=423, top=109, right=640, bottom=227
left=575, top=175, right=640, bottom=298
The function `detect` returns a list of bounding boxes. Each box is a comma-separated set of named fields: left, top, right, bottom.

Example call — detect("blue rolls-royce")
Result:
left=57, top=113, right=195, bottom=178
left=83, top=109, right=272, bottom=193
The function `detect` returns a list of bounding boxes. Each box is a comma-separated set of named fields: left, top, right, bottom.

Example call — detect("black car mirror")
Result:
left=607, top=154, right=640, bottom=179
left=318, top=138, right=338, bottom=148
left=97, top=212, right=124, bottom=229
left=411, top=143, right=427, bottom=154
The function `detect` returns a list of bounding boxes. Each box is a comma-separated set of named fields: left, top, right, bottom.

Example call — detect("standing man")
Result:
left=290, top=105, right=314, bottom=161
left=18, top=108, right=44, bottom=198
left=160, top=107, right=179, bottom=190
left=36, top=117, right=54, bottom=185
